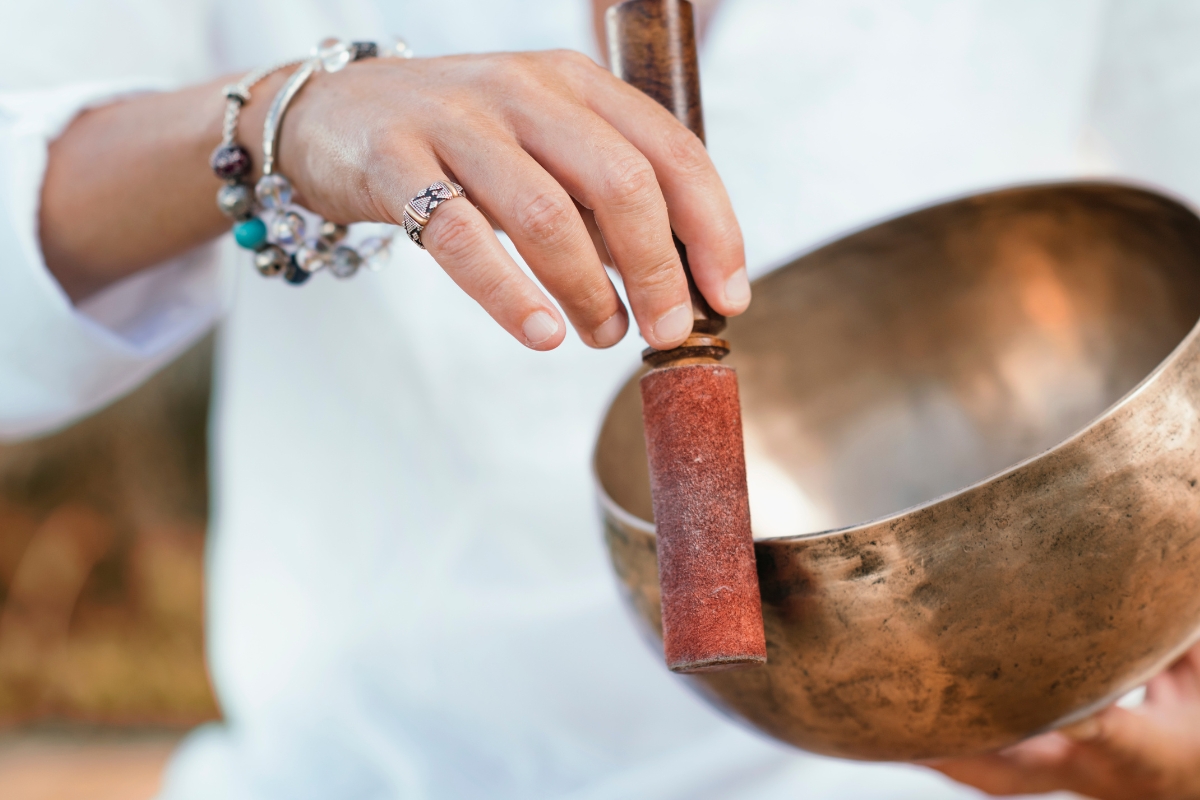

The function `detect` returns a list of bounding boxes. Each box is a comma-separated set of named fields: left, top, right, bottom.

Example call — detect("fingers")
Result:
left=1061, top=706, right=1160, bottom=761
left=354, top=50, right=749, bottom=352
left=929, top=707, right=1193, bottom=800
left=924, top=736, right=1078, bottom=796
left=1147, top=640, right=1200, bottom=706
left=1061, top=706, right=1179, bottom=795
left=575, top=201, right=612, bottom=267
left=437, top=130, right=629, bottom=348
left=927, top=756, right=1067, bottom=796
left=500, top=51, right=745, bottom=348
left=382, top=167, right=567, bottom=351
left=515, top=101, right=691, bottom=349
left=577, top=61, right=749, bottom=315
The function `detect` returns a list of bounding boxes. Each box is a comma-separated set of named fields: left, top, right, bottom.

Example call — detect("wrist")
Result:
left=214, top=42, right=403, bottom=285
left=230, top=68, right=292, bottom=186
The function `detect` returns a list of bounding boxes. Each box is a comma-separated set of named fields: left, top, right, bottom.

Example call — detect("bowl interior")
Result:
left=597, top=184, right=1200, bottom=538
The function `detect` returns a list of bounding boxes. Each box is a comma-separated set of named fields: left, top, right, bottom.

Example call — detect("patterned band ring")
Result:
left=402, top=181, right=467, bottom=249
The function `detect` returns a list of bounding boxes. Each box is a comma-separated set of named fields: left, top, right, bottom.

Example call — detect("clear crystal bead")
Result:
left=317, top=39, right=353, bottom=73
left=271, top=211, right=306, bottom=247
left=255, top=174, right=293, bottom=211
left=294, top=245, right=329, bottom=273
left=329, top=246, right=362, bottom=279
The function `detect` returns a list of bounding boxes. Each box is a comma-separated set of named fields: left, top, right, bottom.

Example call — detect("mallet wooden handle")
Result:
left=607, top=0, right=725, bottom=342
left=608, top=0, right=767, bottom=674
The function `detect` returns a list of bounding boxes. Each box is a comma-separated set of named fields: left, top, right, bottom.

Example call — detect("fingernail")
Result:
left=592, top=310, right=627, bottom=348
left=1060, top=717, right=1101, bottom=741
left=652, top=303, right=693, bottom=346
left=724, top=268, right=751, bottom=309
left=522, top=310, right=559, bottom=346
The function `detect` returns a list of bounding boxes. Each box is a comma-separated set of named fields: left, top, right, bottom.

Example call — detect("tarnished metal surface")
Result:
left=594, top=183, right=1200, bottom=760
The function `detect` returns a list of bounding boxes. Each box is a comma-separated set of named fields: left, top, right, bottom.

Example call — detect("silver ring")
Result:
left=402, top=181, right=466, bottom=249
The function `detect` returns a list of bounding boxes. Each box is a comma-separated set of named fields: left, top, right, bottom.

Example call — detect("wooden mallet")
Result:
left=607, top=0, right=767, bottom=673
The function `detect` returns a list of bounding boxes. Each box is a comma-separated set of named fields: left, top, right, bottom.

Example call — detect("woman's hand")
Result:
left=269, top=49, right=748, bottom=351
left=925, top=641, right=1200, bottom=799
left=42, top=49, right=746, bottom=350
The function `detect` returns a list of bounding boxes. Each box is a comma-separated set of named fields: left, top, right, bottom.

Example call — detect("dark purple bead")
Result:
left=210, top=144, right=252, bottom=180
left=283, top=255, right=312, bottom=285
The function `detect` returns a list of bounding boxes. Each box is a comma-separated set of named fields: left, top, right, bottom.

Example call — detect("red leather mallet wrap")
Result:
left=608, top=0, right=767, bottom=673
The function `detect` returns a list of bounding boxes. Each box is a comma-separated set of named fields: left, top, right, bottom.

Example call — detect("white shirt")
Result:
left=3, top=1, right=1198, bottom=798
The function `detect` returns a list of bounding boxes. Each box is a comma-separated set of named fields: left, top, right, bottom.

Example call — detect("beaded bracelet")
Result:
left=211, top=60, right=302, bottom=237
left=213, top=38, right=412, bottom=286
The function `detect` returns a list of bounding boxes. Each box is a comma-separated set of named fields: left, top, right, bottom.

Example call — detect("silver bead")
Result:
left=255, top=174, right=293, bottom=211
left=318, top=221, right=349, bottom=246
left=329, top=246, right=362, bottom=279
left=316, top=38, right=353, bottom=73
left=254, top=245, right=288, bottom=277
left=217, top=182, right=254, bottom=219
left=294, top=245, right=329, bottom=273
left=271, top=211, right=306, bottom=247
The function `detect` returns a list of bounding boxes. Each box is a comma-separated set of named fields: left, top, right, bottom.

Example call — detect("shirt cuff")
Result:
left=0, top=79, right=226, bottom=439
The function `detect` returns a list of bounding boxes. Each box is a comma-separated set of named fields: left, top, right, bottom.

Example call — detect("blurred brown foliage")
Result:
left=0, top=338, right=219, bottom=728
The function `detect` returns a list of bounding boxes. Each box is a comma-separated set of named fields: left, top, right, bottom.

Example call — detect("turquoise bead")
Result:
left=233, top=217, right=268, bottom=250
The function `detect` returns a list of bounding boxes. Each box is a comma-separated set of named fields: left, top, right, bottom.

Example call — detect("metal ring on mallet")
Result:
left=609, top=0, right=767, bottom=674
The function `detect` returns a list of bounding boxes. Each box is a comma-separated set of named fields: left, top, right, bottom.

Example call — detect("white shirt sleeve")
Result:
left=0, top=80, right=227, bottom=440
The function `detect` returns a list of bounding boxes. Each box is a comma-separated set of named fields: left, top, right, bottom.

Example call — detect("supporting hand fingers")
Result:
left=927, top=756, right=1070, bottom=796
left=924, top=735, right=1078, bottom=797
left=928, top=705, right=1200, bottom=800
left=1059, top=706, right=1184, bottom=798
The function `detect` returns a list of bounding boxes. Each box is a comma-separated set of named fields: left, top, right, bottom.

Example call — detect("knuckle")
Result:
left=440, top=94, right=486, bottom=127
left=499, top=52, right=547, bottom=85
left=424, top=203, right=478, bottom=259
left=474, top=269, right=510, bottom=309
left=482, top=53, right=534, bottom=90
left=414, top=97, right=487, bottom=147
left=711, top=220, right=746, bottom=259
left=630, top=253, right=683, bottom=290
left=550, top=49, right=596, bottom=77
left=665, top=126, right=710, bottom=178
left=601, top=154, right=659, bottom=208
left=548, top=48, right=591, bottom=67
left=569, top=278, right=617, bottom=319
left=484, top=53, right=567, bottom=104
left=550, top=49, right=603, bottom=96
left=514, top=191, right=574, bottom=245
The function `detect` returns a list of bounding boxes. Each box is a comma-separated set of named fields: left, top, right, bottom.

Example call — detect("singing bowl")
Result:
left=594, top=183, right=1200, bottom=760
